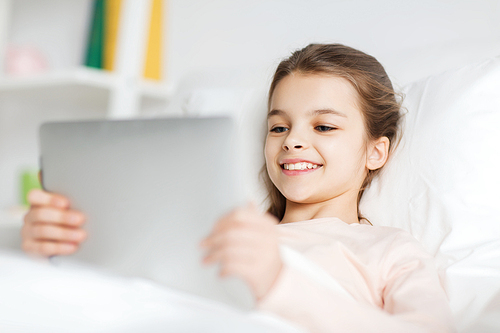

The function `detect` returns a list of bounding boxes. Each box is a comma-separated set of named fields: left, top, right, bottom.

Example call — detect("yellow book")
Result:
left=103, top=0, right=122, bottom=71
left=144, top=0, right=163, bottom=80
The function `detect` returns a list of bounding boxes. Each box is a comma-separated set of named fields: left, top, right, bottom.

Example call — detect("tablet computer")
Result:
left=39, top=116, right=253, bottom=309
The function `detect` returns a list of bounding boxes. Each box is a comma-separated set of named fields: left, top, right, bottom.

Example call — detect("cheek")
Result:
left=264, top=138, right=271, bottom=165
left=264, top=136, right=279, bottom=165
left=264, top=137, right=281, bottom=183
left=320, top=136, right=365, bottom=167
left=343, top=139, right=369, bottom=174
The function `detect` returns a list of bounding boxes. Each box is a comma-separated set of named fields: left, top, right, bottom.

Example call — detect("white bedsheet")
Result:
left=0, top=250, right=303, bottom=333
left=1, top=240, right=499, bottom=332
left=2, top=53, right=500, bottom=332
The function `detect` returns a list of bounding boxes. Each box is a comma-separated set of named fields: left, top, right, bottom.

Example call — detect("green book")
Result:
left=85, top=0, right=105, bottom=69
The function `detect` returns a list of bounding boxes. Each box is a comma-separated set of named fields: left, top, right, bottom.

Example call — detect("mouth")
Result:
left=280, top=162, right=323, bottom=171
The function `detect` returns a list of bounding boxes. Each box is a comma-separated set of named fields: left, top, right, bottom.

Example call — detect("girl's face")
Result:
left=265, top=73, right=370, bottom=205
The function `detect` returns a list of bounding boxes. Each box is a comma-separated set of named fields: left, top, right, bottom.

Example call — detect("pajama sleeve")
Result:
left=256, top=231, right=456, bottom=333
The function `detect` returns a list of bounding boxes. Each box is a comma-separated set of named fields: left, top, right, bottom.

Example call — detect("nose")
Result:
left=283, top=143, right=303, bottom=151
left=282, top=131, right=307, bottom=152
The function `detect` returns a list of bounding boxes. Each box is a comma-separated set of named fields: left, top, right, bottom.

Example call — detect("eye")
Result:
left=270, top=126, right=289, bottom=133
left=315, top=125, right=336, bottom=132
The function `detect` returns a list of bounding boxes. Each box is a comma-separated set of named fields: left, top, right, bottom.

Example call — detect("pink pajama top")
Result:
left=257, top=217, right=455, bottom=333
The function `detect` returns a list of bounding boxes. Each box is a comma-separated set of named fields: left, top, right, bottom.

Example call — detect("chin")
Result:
left=281, top=190, right=316, bottom=205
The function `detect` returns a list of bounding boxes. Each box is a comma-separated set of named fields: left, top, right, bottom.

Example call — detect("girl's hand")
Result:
left=201, top=203, right=283, bottom=301
left=21, top=189, right=87, bottom=257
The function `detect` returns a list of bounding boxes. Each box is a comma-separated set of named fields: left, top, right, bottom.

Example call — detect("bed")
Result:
left=1, top=54, right=499, bottom=332
left=360, top=55, right=500, bottom=332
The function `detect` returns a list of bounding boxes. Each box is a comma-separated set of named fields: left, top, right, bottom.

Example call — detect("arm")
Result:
left=257, top=232, right=456, bottom=333
left=201, top=203, right=283, bottom=301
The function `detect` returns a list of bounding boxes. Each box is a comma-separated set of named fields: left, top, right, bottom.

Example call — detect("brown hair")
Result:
left=261, top=43, right=403, bottom=222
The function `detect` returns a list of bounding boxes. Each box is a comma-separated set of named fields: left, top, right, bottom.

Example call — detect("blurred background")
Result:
left=1, top=0, right=499, bottom=249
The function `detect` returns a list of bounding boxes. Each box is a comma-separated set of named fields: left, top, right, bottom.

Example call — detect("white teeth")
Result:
left=282, top=162, right=320, bottom=170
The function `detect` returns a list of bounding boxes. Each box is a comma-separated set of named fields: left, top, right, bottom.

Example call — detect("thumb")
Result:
left=246, top=201, right=260, bottom=213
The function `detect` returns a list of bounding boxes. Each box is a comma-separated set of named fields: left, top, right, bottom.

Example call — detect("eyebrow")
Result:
left=267, top=108, right=347, bottom=119
left=267, top=109, right=286, bottom=119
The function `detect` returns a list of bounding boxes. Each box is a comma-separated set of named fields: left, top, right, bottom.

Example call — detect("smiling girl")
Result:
left=22, top=44, right=454, bottom=332
left=200, top=44, right=455, bottom=332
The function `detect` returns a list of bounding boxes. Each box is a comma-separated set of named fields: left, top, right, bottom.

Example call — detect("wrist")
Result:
left=256, top=260, right=283, bottom=301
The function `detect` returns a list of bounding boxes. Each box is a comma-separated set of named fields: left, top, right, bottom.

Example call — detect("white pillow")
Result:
left=360, top=56, right=500, bottom=329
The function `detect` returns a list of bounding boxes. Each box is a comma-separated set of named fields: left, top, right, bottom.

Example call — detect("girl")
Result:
left=22, top=44, right=455, bottom=332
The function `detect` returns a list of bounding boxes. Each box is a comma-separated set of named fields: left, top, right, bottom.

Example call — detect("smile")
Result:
left=281, top=162, right=322, bottom=170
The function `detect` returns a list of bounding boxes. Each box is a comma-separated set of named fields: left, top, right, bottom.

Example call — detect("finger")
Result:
left=203, top=220, right=240, bottom=243
left=211, top=214, right=239, bottom=234
left=24, top=207, right=85, bottom=227
left=246, top=201, right=260, bottom=212
left=203, top=227, right=262, bottom=255
left=214, top=206, right=255, bottom=230
left=22, top=239, right=78, bottom=257
left=219, top=260, right=257, bottom=279
left=201, top=226, right=258, bottom=252
left=27, top=224, right=87, bottom=243
left=227, top=205, right=276, bottom=227
left=27, top=189, right=70, bottom=209
left=203, top=244, right=254, bottom=265
left=204, top=205, right=276, bottom=245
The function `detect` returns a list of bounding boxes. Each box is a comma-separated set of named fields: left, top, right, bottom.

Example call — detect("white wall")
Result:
left=167, top=0, right=500, bottom=89
left=2, top=0, right=500, bottom=209
left=164, top=0, right=500, bottom=204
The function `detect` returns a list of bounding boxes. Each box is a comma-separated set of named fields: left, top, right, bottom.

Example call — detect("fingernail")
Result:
left=61, top=243, right=76, bottom=253
left=68, top=214, right=81, bottom=225
left=54, top=198, right=67, bottom=208
left=71, top=231, right=84, bottom=240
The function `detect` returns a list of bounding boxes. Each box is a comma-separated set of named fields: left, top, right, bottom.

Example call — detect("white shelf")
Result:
left=0, top=67, right=172, bottom=100
left=0, top=1, right=174, bottom=219
left=0, top=68, right=115, bottom=90
left=0, top=206, right=24, bottom=251
left=0, top=67, right=173, bottom=119
left=139, top=78, right=174, bottom=99
left=0, top=206, right=26, bottom=228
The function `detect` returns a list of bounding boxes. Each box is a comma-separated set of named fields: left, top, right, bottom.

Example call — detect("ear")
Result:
left=366, top=136, right=389, bottom=171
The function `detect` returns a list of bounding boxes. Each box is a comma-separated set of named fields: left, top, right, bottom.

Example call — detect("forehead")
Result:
left=269, top=73, right=362, bottom=119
